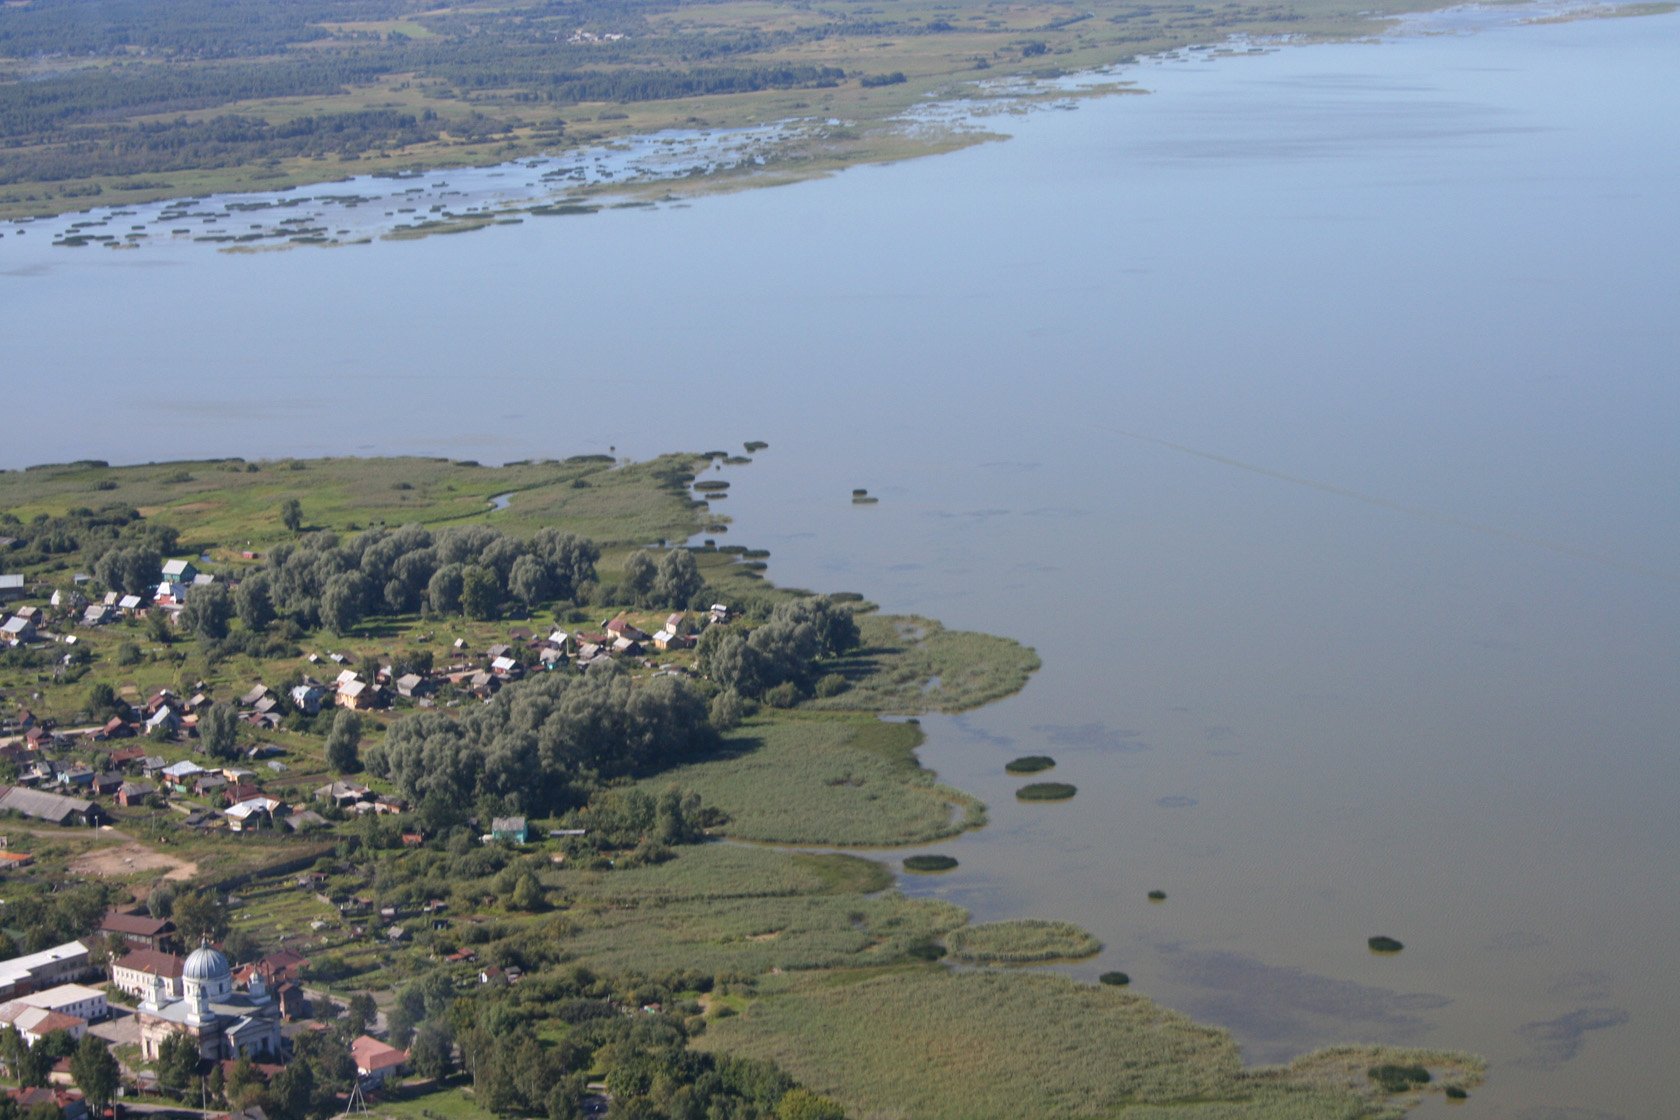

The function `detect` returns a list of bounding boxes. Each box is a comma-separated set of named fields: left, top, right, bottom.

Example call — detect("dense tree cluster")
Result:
left=258, top=522, right=598, bottom=634
left=366, top=666, right=712, bottom=816
left=696, top=595, right=859, bottom=702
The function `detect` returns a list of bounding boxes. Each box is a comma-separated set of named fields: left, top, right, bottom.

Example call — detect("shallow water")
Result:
left=5, top=7, right=1678, bottom=1116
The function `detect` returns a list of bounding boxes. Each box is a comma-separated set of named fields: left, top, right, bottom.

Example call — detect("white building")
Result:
left=137, top=941, right=282, bottom=1062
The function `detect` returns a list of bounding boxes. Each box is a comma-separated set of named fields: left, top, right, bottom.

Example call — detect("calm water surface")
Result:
left=6, top=8, right=1678, bottom=1117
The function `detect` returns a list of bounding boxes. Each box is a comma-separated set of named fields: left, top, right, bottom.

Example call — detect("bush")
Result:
left=763, top=681, right=802, bottom=709
left=1004, top=755, right=1054, bottom=774
left=1016, top=782, right=1076, bottom=801
left=905, top=940, right=946, bottom=962
left=902, top=855, right=957, bottom=873
left=1098, top=971, right=1130, bottom=986
left=946, top=919, right=1100, bottom=963
left=814, top=673, right=849, bottom=698
left=1367, top=1064, right=1430, bottom=1093
left=115, top=642, right=142, bottom=666
left=1444, top=1086, right=1468, bottom=1100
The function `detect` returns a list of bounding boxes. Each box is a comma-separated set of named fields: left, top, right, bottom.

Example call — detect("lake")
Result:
left=5, top=5, right=1678, bottom=1116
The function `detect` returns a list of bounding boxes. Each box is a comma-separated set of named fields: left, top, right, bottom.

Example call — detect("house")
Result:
left=489, top=656, right=521, bottom=680
left=709, top=603, right=730, bottom=623
left=192, top=774, right=228, bottom=798
left=80, top=603, right=116, bottom=627
left=0, top=786, right=105, bottom=827
left=225, top=797, right=281, bottom=833
left=154, top=581, right=190, bottom=607
left=7, top=1087, right=87, bottom=1120
left=90, top=773, right=123, bottom=797
left=0, top=1002, right=87, bottom=1045
left=289, top=684, right=326, bottom=715
left=97, top=717, right=133, bottom=741
left=9, top=983, right=108, bottom=1023
left=315, top=781, right=369, bottom=808
left=350, top=1035, right=408, bottom=1087
left=336, top=679, right=378, bottom=711
left=160, top=759, right=203, bottom=789
left=117, top=780, right=158, bottom=808
left=0, top=941, right=93, bottom=1001
left=109, top=744, right=147, bottom=766
left=99, top=910, right=175, bottom=951
left=605, top=615, right=650, bottom=642
left=0, top=616, right=37, bottom=647
left=490, top=816, right=528, bottom=844
left=0, top=575, right=25, bottom=602
left=145, top=707, right=179, bottom=736
left=111, top=949, right=186, bottom=1000
left=239, top=685, right=271, bottom=708
left=394, top=673, right=432, bottom=699
left=160, top=559, right=199, bottom=585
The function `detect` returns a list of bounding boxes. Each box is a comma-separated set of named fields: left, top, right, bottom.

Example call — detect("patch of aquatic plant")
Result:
left=1367, top=1064, right=1430, bottom=1093
left=700, top=970, right=1480, bottom=1118
left=945, top=919, right=1100, bottom=964
left=694, top=479, right=730, bottom=491
left=1368, top=935, right=1404, bottom=953
left=636, top=718, right=984, bottom=846
left=1016, top=782, right=1076, bottom=802
left=803, top=613, right=1040, bottom=715
left=1004, top=755, right=1054, bottom=774
left=744, top=441, right=769, bottom=453
left=1099, top=971, right=1130, bottom=986
left=902, top=855, right=958, bottom=873
left=1147, top=890, right=1167, bottom=902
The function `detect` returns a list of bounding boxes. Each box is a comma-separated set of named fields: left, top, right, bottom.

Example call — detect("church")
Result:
left=137, top=940, right=283, bottom=1062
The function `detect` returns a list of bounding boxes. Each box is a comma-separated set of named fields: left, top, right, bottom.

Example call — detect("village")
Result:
left=0, top=548, right=754, bottom=1120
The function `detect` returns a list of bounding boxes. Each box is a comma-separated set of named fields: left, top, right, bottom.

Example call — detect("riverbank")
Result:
left=0, top=452, right=1482, bottom=1115
left=0, top=0, right=1473, bottom=225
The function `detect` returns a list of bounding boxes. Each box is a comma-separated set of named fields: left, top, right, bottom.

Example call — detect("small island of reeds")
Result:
left=1004, top=755, right=1055, bottom=774
left=1016, top=781, right=1077, bottom=802
left=1368, top=936, right=1405, bottom=953
left=902, top=855, right=959, bottom=873
left=1099, top=971, right=1131, bottom=986
left=945, top=919, right=1102, bottom=964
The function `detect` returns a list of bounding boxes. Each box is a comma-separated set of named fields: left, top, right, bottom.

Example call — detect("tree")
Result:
left=532, top=529, right=598, bottom=600
left=460, top=565, right=499, bottom=620
left=427, top=563, right=464, bottom=614
left=344, top=993, right=376, bottom=1038
left=409, top=1020, right=455, bottom=1080
left=157, top=1032, right=200, bottom=1096
left=170, top=890, right=228, bottom=945
left=236, top=572, right=275, bottom=633
left=198, top=701, right=241, bottom=760
left=146, top=610, right=174, bottom=645
left=321, top=571, right=368, bottom=636
left=507, top=554, right=552, bottom=609
left=69, top=1034, right=120, bottom=1115
left=84, top=681, right=122, bottom=720
left=325, top=709, right=362, bottom=773
left=653, top=549, right=703, bottom=609
left=281, top=498, right=303, bottom=533
left=622, top=550, right=657, bottom=606
left=221, top=926, right=260, bottom=965
left=182, top=582, right=233, bottom=641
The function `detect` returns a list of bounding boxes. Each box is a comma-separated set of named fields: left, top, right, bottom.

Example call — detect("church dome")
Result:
left=184, top=941, right=231, bottom=983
